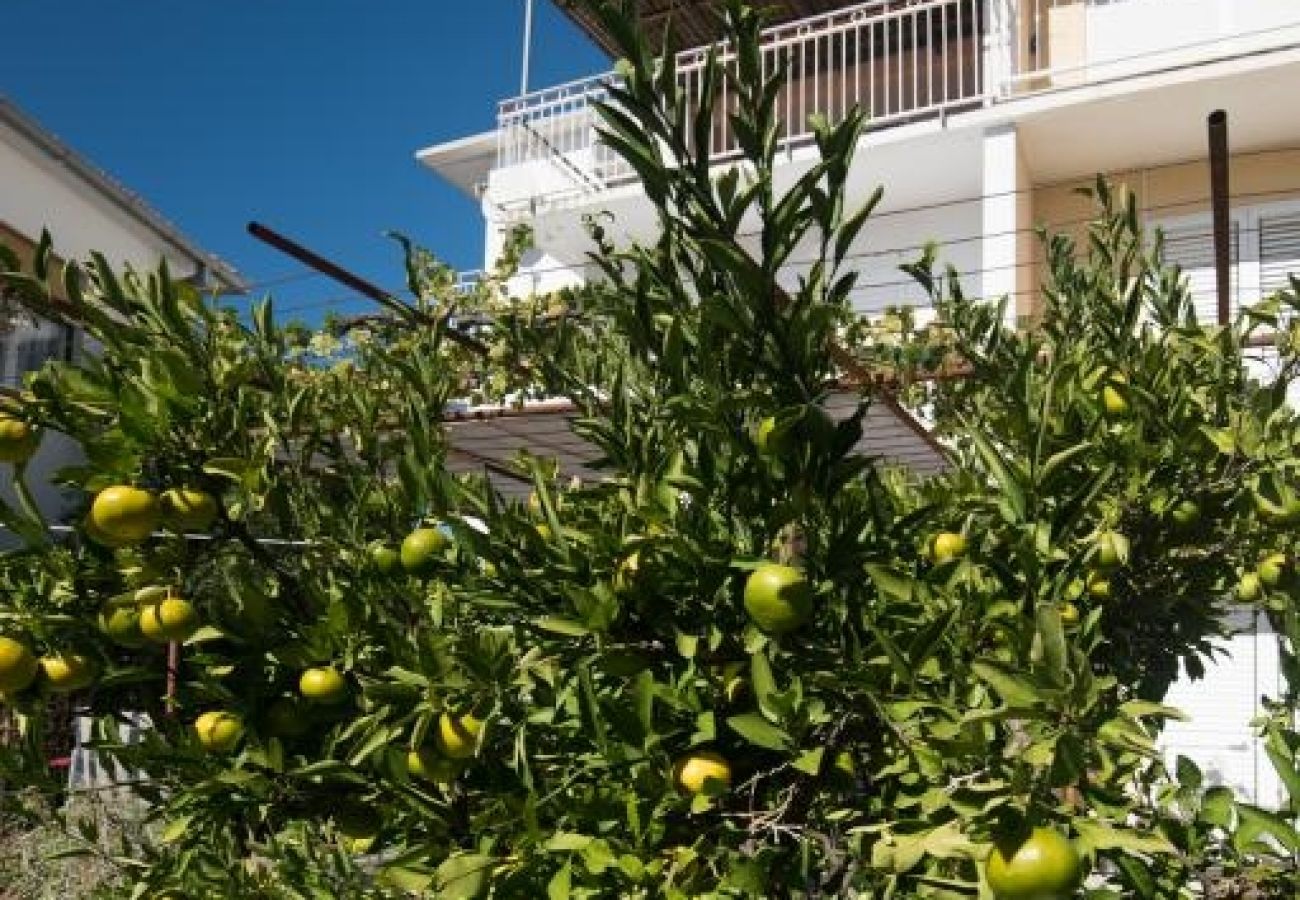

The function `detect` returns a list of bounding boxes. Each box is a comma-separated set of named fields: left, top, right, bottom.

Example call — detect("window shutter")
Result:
left=1159, top=220, right=1239, bottom=324
left=1260, top=211, right=1300, bottom=297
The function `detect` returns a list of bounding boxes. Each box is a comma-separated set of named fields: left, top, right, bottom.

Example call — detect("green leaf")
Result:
left=726, top=713, right=792, bottom=751
left=750, top=651, right=780, bottom=721
left=972, top=661, right=1044, bottom=708
left=792, top=746, right=824, bottom=775
left=1073, top=820, right=1176, bottom=857
left=434, top=853, right=494, bottom=899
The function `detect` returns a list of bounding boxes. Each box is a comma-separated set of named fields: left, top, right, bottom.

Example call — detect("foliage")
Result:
left=0, top=1, right=1298, bottom=897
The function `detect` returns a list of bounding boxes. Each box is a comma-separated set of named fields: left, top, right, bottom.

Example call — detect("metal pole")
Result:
left=521, top=0, right=535, bottom=95
left=1208, top=109, right=1231, bottom=326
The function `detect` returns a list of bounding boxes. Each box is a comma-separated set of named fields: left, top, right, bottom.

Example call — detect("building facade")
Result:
left=418, top=0, right=1300, bottom=806
left=0, top=96, right=245, bottom=521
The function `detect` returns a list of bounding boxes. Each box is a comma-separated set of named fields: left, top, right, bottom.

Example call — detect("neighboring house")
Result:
left=0, top=95, right=246, bottom=522
left=418, top=1, right=1300, bottom=806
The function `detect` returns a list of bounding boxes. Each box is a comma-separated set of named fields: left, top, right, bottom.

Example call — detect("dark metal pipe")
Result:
left=245, top=221, right=497, bottom=359
left=1208, top=110, right=1231, bottom=326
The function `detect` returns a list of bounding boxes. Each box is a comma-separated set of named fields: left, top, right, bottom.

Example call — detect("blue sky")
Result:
left=1, top=2, right=608, bottom=321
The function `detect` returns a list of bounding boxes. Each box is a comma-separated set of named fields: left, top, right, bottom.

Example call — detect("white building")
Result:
left=0, top=95, right=245, bottom=520
left=418, top=0, right=1300, bottom=807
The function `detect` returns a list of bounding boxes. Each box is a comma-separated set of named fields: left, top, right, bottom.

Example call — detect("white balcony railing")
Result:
left=493, top=0, right=1300, bottom=213
left=496, top=0, right=986, bottom=204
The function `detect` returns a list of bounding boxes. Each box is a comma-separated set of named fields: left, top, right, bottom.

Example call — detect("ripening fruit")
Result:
left=368, top=542, right=401, bottom=576
left=158, top=488, right=218, bottom=532
left=400, top=527, right=448, bottom=576
left=88, top=486, right=160, bottom=547
left=929, top=532, right=967, bottom=565
left=99, top=600, right=147, bottom=648
left=0, top=414, right=39, bottom=464
left=299, top=666, right=348, bottom=704
left=754, top=416, right=785, bottom=456
left=1258, top=553, right=1288, bottom=588
left=39, top=652, right=97, bottom=692
left=194, top=711, right=244, bottom=754
left=0, top=637, right=39, bottom=694
left=1101, top=384, right=1129, bottom=419
left=1237, top=571, right=1263, bottom=604
left=985, top=827, right=1083, bottom=900
left=673, top=750, right=732, bottom=795
left=138, top=598, right=199, bottom=644
left=1092, top=531, right=1127, bottom=571
left=743, top=563, right=813, bottom=634
left=407, top=747, right=463, bottom=784
left=1169, top=499, right=1201, bottom=530
left=435, top=712, right=483, bottom=760
left=1085, top=570, right=1112, bottom=599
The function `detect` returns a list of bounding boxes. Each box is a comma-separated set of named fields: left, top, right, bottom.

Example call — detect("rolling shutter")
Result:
left=1260, top=210, right=1300, bottom=298
left=1158, top=219, right=1239, bottom=324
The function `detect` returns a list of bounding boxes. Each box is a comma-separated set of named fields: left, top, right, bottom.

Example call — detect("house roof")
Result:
left=552, top=0, right=851, bottom=56
left=0, top=95, right=247, bottom=294
left=443, top=391, right=946, bottom=498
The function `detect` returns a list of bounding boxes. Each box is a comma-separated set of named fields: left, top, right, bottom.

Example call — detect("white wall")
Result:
left=0, top=121, right=199, bottom=277
left=1083, top=0, right=1300, bottom=80
left=0, top=119, right=204, bottom=526
left=1163, top=611, right=1287, bottom=809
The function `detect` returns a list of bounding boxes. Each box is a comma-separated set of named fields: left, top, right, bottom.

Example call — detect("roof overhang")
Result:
left=416, top=130, right=498, bottom=201
left=0, top=95, right=247, bottom=294
left=553, top=0, right=853, bottom=56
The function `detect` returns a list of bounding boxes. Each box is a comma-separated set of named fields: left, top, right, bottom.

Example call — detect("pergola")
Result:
left=443, top=391, right=947, bottom=499
left=552, top=0, right=851, bottom=55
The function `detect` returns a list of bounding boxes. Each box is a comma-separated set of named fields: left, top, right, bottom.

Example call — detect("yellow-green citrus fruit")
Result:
left=39, top=652, right=96, bottom=692
left=88, top=486, right=160, bottom=546
left=1101, top=383, right=1129, bottom=419
left=435, top=712, right=483, bottom=760
left=930, top=532, right=967, bottom=565
left=400, top=527, right=448, bottom=576
left=158, top=488, right=218, bottom=532
left=1059, top=603, right=1080, bottom=627
left=263, top=698, right=311, bottom=738
left=1169, top=499, right=1201, bottom=529
left=407, top=747, right=464, bottom=784
left=139, top=598, right=199, bottom=644
left=743, top=563, right=813, bottom=634
left=194, top=710, right=244, bottom=754
left=0, top=415, right=39, bottom=464
left=99, top=600, right=147, bottom=648
left=1093, top=531, right=1126, bottom=571
left=985, top=827, right=1083, bottom=900
left=299, top=666, right=348, bottom=704
left=1085, top=570, right=1112, bottom=599
left=673, top=750, right=732, bottom=795
left=0, top=637, right=39, bottom=694
left=1258, top=553, right=1288, bottom=588
left=1237, top=571, right=1263, bottom=604
left=754, top=416, right=785, bottom=455
left=333, top=802, right=381, bottom=840
left=369, top=542, right=401, bottom=576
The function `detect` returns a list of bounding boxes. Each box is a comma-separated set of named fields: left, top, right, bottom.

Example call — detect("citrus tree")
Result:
left=2, top=1, right=1300, bottom=897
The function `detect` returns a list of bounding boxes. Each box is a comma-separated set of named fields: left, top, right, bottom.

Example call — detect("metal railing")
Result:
left=496, top=0, right=987, bottom=200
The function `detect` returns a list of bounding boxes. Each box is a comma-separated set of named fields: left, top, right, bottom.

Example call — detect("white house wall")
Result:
left=0, top=120, right=196, bottom=276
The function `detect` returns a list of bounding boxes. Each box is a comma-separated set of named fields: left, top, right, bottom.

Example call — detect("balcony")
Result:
left=474, top=0, right=1300, bottom=218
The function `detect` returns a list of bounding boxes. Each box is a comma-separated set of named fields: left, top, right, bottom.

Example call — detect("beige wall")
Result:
left=1026, top=148, right=1300, bottom=315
